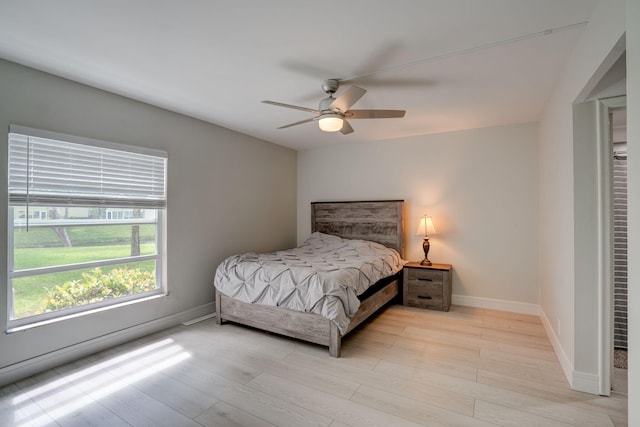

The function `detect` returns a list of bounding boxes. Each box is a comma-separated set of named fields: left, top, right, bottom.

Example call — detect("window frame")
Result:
left=6, top=126, right=167, bottom=330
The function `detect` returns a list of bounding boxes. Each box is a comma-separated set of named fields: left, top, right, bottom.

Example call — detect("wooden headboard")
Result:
left=311, top=200, right=405, bottom=258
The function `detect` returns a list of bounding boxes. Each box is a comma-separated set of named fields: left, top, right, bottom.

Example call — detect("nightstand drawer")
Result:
left=406, top=282, right=444, bottom=309
left=406, top=268, right=444, bottom=284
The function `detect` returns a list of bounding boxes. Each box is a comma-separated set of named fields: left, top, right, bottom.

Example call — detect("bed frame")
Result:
left=215, top=200, right=404, bottom=357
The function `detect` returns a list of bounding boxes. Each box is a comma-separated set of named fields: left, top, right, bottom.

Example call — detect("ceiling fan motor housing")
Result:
left=321, top=79, right=340, bottom=94
left=319, top=96, right=340, bottom=115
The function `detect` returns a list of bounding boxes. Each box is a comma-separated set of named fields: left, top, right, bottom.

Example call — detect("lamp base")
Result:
left=421, top=236, right=431, bottom=266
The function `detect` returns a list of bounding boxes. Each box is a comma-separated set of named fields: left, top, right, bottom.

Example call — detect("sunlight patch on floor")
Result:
left=10, top=338, right=191, bottom=427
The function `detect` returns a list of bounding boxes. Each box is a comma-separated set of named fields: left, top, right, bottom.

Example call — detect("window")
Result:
left=7, top=125, right=167, bottom=328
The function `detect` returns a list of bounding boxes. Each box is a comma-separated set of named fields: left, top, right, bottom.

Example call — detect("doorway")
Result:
left=611, top=106, right=628, bottom=395
left=571, top=37, right=626, bottom=397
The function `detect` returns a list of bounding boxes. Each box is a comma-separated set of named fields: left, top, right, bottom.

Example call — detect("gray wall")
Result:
left=0, top=59, right=297, bottom=383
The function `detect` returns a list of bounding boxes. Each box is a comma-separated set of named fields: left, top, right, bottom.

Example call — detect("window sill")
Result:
left=6, top=293, right=168, bottom=334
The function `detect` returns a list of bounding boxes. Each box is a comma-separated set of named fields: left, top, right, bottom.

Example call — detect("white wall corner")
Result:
left=452, top=294, right=540, bottom=316
left=540, top=307, right=601, bottom=395
left=540, top=308, right=573, bottom=387
left=572, top=371, right=603, bottom=395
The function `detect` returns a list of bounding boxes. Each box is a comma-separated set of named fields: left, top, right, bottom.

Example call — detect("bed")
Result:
left=214, top=200, right=405, bottom=357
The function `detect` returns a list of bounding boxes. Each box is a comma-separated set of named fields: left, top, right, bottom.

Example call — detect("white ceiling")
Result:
left=0, top=1, right=598, bottom=151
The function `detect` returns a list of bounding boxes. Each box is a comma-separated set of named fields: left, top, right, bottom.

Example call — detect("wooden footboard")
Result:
left=216, top=288, right=332, bottom=347
left=215, top=278, right=399, bottom=357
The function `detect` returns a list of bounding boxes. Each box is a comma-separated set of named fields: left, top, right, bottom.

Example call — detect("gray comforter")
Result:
left=214, top=232, right=405, bottom=334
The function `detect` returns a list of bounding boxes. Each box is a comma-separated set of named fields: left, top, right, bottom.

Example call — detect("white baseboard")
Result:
left=0, top=303, right=215, bottom=387
left=538, top=308, right=602, bottom=394
left=458, top=296, right=603, bottom=394
left=182, top=312, right=216, bottom=326
left=572, top=370, right=601, bottom=395
left=452, top=294, right=540, bottom=316
left=539, top=309, right=573, bottom=387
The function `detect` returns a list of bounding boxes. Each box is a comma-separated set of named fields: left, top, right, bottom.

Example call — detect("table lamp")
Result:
left=416, top=214, right=437, bottom=265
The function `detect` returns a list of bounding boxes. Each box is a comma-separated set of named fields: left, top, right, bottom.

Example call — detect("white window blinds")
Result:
left=8, top=126, right=167, bottom=208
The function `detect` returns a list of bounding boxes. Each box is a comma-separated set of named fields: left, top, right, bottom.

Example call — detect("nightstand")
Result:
left=402, top=262, right=452, bottom=311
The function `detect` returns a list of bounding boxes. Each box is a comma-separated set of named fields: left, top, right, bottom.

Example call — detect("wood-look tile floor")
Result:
left=0, top=305, right=628, bottom=426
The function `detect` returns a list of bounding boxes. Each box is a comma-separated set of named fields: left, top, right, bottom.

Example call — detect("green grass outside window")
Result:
left=11, top=224, right=158, bottom=319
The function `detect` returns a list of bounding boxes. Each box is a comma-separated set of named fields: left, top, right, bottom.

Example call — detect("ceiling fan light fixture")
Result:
left=318, top=114, right=343, bottom=132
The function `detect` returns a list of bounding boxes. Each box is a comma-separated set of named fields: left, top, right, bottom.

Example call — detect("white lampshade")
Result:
left=318, top=114, right=344, bottom=132
left=416, top=215, right=437, bottom=237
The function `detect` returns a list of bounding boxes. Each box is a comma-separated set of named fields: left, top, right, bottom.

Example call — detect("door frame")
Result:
left=597, top=95, right=626, bottom=395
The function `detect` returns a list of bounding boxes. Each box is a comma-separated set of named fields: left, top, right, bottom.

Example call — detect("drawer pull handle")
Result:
left=417, top=295, right=433, bottom=300
left=417, top=278, right=433, bottom=282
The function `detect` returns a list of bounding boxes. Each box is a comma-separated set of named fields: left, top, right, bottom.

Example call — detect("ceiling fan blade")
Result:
left=277, top=117, right=318, bottom=129
left=340, top=120, right=354, bottom=135
left=330, top=86, right=367, bottom=112
left=346, top=109, right=406, bottom=119
left=262, top=100, right=319, bottom=114
left=347, top=77, right=436, bottom=87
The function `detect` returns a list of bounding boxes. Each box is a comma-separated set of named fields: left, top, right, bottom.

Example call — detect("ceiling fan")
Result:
left=262, top=79, right=405, bottom=135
